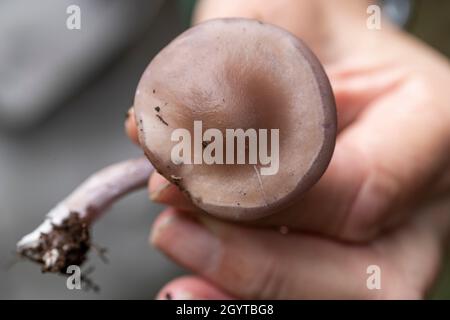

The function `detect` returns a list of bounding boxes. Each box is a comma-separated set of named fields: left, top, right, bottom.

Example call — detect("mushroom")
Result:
left=16, top=158, right=154, bottom=273
left=134, top=18, right=336, bottom=220
left=17, top=18, right=336, bottom=273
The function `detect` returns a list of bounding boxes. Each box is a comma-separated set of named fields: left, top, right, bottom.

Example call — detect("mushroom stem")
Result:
left=16, top=157, right=153, bottom=272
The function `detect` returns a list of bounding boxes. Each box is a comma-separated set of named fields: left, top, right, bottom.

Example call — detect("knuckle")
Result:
left=340, top=163, right=402, bottom=241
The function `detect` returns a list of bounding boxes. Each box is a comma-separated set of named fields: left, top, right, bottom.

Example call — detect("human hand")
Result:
left=126, top=0, right=450, bottom=299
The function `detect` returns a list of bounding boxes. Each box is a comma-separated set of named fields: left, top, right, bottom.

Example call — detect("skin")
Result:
left=126, top=0, right=450, bottom=299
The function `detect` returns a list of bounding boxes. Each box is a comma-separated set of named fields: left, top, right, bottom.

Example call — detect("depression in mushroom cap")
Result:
left=134, top=18, right=336, bottom=220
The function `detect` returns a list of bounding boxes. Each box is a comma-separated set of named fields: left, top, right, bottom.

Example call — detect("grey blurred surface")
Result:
left=0, top=0, right=184, bottom=299
left=0, top=0, right=163, bottom=129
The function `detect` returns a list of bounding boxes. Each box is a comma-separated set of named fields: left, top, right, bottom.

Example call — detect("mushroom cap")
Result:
left=134, top=18, right=336, bottom=220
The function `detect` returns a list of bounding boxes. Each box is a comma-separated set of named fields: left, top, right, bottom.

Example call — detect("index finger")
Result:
left=125, top=107, right=139, bottom=145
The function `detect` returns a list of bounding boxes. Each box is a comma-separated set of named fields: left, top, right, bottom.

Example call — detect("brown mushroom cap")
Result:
left=134, top=18, right=336, bottom=220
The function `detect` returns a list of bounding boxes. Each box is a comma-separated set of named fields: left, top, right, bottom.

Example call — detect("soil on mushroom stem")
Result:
left=19, top=212, right=91, bottom=274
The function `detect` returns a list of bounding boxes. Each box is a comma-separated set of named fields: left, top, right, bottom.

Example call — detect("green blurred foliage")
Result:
left=407, top=0, right=450, bottom=59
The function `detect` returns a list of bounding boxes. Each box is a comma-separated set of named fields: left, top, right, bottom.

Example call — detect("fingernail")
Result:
left=149, top=180, right=171, bottom=201
left=150, top=213, right=175, bottom=244
left=151, top=211, right=221, bottom=275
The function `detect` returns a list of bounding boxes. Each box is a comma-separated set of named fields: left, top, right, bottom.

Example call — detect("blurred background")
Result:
left=0, top=0, right=449, bottom=299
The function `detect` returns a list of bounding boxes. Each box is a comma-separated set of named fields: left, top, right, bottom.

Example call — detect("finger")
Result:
left=148, top=172, right=198, bottom=211
left=151, top=208, right=418, bottom=299
left=192, top=0, right=371, bottom=64
left=146, top=132, right=378, bottom=241
left=328, top=63, right=407, bottom=131
left=147, top=76, right=450, bottom=243
left=260, top=72, right=450, bottom=239
left=334, top=75, right=450, bottom=237
left=193, top=0, right=259, bottom=24
left=125, top=107, right=139, bottom=145
left=373, top=196, right=450, bottom=296
left=156, top=275, right=234, bottom=300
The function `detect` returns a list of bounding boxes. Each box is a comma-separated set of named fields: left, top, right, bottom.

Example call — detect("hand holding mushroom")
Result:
left=17, top=0, right=450, bottom=299
left=135, top=0, right=450, bottom=299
